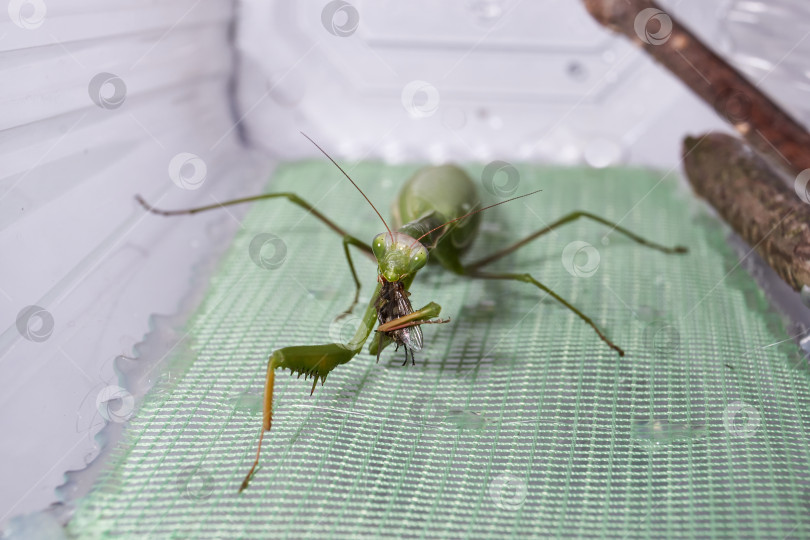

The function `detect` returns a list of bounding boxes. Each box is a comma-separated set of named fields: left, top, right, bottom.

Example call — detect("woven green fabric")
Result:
left=69, top=162, right=810, bottom=538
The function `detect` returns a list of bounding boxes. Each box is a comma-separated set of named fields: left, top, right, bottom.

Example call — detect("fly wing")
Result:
left=404, top=323, right=423, bottom=352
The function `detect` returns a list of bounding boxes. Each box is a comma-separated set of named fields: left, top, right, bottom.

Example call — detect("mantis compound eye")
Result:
left=409, top=246, right=428, bottom=272
left=371, top=233, right=388, bottom=261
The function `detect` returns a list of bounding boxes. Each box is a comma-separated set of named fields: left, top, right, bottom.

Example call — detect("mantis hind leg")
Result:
left=467, top=210, right=687, bottom=270
left=465, top=269, right=625, bottom=357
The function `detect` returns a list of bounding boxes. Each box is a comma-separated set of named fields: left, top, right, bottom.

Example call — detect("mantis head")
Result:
left=372, top=232, right=428, bottom=282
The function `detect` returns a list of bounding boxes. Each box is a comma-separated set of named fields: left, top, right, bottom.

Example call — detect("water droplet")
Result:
left=584, top=137, right=623, bottom=168
left=631, top=417, right=707, bottom=450
left=305, top=288, right=340, bottom=302
left=231, top=392, right=263, bottom=413
left=446, top=409, right=489, bottom=430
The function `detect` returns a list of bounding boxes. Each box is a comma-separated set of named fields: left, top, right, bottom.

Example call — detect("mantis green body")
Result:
left=262, top=166, right=480, bottom=409
left=137, top=135, right=687, bottom=492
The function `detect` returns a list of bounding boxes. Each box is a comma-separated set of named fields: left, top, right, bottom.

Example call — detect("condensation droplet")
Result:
left=631, top=417, right=707, bottom=450
left=584, top=138, right=623, bottom=168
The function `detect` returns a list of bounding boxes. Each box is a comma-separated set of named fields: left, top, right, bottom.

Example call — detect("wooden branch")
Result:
left=583, top=0, right=810, bottom=177
left=682, top=132, right=810, bottom=291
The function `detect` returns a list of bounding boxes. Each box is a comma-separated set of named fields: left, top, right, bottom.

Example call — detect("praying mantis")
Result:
left=137, top=134, right=688, bottom=491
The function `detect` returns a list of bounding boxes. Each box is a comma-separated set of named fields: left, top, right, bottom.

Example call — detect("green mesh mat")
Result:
left=69, top=162, right=810, bottom=538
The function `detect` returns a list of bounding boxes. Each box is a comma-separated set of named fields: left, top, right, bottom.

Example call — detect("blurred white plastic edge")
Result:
left=238, top=0, right=734, bottom=167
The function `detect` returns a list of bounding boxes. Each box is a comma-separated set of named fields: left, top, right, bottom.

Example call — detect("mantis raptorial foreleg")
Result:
left=375, top=302, right=444, bottom=333
left=240, top=282, right=382, bottom=492
left=373, top=301, right=449, bottom=365
left=467, top=210, right=687, bottom=270
left=240, top=344, right=359, bottom=491
left=136, top=193, right=373, bottom=316
left=240, top=289, right=447, bottom=490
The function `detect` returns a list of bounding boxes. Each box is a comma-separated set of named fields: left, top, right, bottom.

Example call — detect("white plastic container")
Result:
left=1, top=0, right=808, bottom=530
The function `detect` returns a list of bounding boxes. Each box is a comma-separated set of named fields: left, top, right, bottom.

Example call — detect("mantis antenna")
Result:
left=412, top=189, right=543, bottom=246
left=300, top=131, right=393, bottom=239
